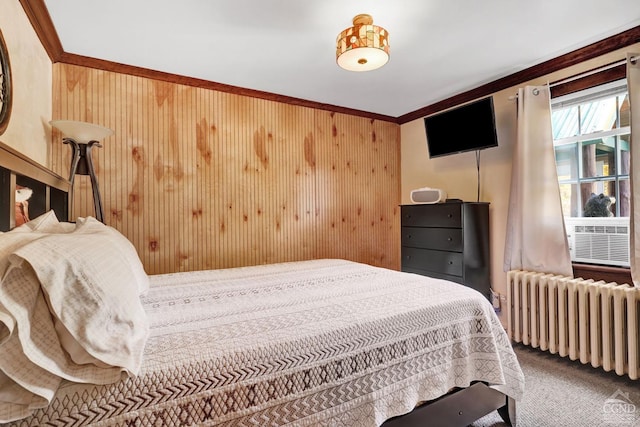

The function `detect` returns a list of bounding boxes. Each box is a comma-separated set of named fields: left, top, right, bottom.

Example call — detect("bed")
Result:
left=0, top=143, right=524, bottom=426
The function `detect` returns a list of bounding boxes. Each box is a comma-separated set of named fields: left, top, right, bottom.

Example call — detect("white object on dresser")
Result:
left=410, top=186, right=447, bottom=204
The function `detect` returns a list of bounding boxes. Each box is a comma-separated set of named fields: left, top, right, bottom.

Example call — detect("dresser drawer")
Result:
left=401, top=226, right=463, bottom=251
left=401, top=247, right=463, bottom=277
left=401, top=204, right=462, bottom=228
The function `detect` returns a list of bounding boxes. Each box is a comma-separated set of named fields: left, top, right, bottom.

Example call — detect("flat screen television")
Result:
left=424, top=96, right=498, bottom=158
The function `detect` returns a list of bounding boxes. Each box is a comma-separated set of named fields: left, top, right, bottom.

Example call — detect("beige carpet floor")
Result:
left=472, top=343, right=640, bottom=427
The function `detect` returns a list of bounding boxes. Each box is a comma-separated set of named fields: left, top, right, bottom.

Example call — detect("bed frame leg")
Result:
left=497, top=396, right=516, bottom=427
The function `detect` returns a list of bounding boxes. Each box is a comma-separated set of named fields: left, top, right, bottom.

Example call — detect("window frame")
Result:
left=550, top=71, right=632, bottom=283
left=552, top=81, right=629, bottom=217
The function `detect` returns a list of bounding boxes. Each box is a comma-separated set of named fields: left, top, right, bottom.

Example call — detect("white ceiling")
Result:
left=43, top=0, right=640, bottom=118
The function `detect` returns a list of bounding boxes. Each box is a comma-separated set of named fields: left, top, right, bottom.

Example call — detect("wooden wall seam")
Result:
left=52, top=63, right=400, bottom=274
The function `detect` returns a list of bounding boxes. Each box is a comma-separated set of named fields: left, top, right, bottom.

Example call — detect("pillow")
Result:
left=0, top=218, right=54, bottom=347
left=57, top=222, right=77, bottom=233
left=0, top=371, right=51, bottom=423
left=0, top=227, right=48, bottom=278
left=11, top=210, right=63, bottom=233
left=0, top=261, right=77, bottom=423
left=74, top=217, right=150, bottom=296
left=12, top=215, right=148, bottom=296
left=9, top=221, right=149, bottom=375
left=0, top=213, right=142, bottom=421
left=0, top=226, right=123, bottom=422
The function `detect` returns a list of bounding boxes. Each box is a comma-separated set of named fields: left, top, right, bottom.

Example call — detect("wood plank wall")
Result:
left=51, top=63, right=401, bottom=275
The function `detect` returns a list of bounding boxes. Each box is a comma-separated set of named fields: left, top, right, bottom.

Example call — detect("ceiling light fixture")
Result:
left=336, top=14, right=389, bottom=72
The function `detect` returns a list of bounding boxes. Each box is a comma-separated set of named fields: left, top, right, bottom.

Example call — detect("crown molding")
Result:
left=397, top=26, right=640, bottom=124
left=19, top=0, right=63, bottom=62
left=55, top=52, right=397, bottom=123
left=19, top=1, right=640, bottom=125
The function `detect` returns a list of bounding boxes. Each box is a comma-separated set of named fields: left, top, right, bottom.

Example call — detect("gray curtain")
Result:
left=504, top=85, right=573, bottom=276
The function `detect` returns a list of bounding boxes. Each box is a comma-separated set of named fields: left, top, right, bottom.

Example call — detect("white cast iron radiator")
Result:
left=506, top=270, right=640, bottom=380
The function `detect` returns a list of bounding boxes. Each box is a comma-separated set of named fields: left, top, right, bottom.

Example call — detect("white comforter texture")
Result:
left=3, top=257, right=524, bottom=426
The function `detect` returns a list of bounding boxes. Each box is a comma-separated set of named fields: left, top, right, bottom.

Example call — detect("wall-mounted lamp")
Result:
left=336, top=14, right=389, bottom=72
left=49, top=120, right=114, bottom=223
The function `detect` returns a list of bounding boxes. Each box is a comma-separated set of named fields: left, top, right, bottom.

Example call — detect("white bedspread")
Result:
left=6, top=259, right=524, bottom=426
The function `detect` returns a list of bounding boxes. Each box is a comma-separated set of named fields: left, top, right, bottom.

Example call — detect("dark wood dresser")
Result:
left=401, top=202, right=490, bottom=299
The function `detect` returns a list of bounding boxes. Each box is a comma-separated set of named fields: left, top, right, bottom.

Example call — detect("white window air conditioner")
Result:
left=564, top=217, right=630, bottom=267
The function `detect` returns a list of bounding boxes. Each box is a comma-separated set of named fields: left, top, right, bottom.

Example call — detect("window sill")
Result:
left=572, top=263, right=632, bottom=285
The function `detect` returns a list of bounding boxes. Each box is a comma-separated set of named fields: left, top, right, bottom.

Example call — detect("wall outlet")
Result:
left=491, top=290, right=501, bottom=312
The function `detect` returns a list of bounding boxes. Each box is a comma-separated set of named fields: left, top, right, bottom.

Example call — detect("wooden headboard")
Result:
left=0, top=141, right=69, bottom=231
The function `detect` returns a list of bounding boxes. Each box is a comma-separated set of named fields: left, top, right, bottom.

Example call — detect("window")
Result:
left=551, top=80, right=630, bottom=267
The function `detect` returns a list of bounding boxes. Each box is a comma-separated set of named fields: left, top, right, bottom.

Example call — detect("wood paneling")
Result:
left=52, top=63, right=400, bottom=274
left=314, top=112, right=400, bottom=266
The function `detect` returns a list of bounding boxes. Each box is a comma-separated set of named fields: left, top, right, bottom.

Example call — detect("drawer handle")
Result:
left=448, top=261, right=453, bottom=265
left=447, top=237, right=452, bottom=242
left=447, top=214, right=453, bottom=218
left=407, top=234, right=412, bottom=239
